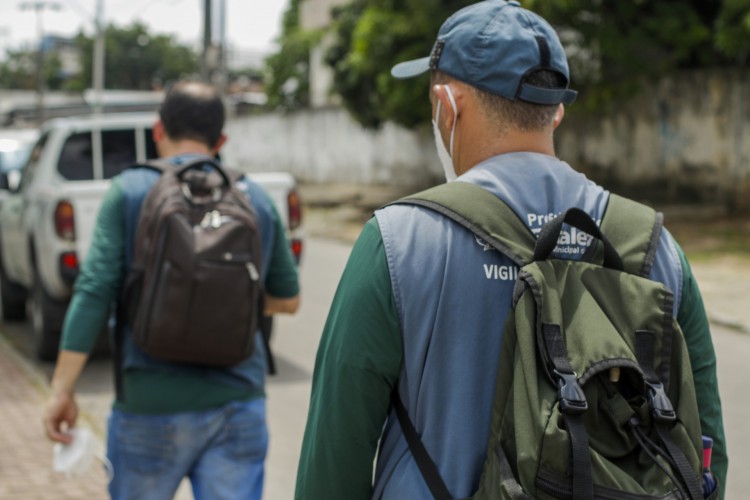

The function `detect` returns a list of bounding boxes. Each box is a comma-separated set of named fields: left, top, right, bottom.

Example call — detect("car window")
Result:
left=102, top=129, right=137, bottom=179
left=145, top=128, right=157, bottom=160
left=57, top=132, right=94, bottom=180
left=0, top=139, right=34, bottom=173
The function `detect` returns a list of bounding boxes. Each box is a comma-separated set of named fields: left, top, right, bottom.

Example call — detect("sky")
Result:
left=0, top=0, right=289, bottom=58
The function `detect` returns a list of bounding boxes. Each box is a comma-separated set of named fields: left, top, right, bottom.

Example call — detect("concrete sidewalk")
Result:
left=0, top=336, right=109, bottom=499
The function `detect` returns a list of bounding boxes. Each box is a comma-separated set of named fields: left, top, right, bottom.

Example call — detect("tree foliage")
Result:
left=716, top=0, right=750, bottom=61
left=523, top=0, right=723, bottom=111
left=0, top=23, right=198, bottom=91
left=324, top=0, right=474, bottom=129
left=67, top=23, right=199, bottom=91
left=0, top=49, right=64, bottom=91
left=265, top=0, right=323, bottom=109
left=311, top=0, right=749, bottom=129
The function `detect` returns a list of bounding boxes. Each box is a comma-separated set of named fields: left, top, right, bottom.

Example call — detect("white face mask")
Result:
left=432, top=86, right=458, bottom=182
left=53, top=427, right=113, bottom=480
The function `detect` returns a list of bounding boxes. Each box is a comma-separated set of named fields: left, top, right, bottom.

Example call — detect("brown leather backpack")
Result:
left=123, top=156, right=263, bottom=366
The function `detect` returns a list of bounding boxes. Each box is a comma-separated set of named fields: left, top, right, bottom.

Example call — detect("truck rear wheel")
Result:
left=0, top=265, right=27, bottom=321
left=30, top=271, right=68, bottom=362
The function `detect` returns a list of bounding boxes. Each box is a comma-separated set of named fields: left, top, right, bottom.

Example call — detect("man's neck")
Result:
left=456, top=130, right=556, bottom=176
left=158, top=139, right=213, bottom=159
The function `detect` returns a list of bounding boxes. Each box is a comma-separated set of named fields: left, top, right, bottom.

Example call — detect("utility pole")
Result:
left=92, top=0, right=105, bottom=115
left=19, top=1, right=62, bottom=124
left=218, top=0, right=226, bottom=96
left=201, top=0, right=212, bottom=83
left=201, top=0, right=227, bottom=93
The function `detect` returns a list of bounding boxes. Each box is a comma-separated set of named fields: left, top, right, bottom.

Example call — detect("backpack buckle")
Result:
left=645, top=380, right=676, bottom=423
left=554, top=369, right=588, bottom=415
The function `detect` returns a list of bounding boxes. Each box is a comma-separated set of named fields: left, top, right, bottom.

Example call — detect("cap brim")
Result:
left=391, top=56, right=431, bottom=79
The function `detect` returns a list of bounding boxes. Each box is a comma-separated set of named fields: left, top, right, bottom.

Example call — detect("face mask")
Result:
left=432, top=86, right=458, bottom=182
left=53, top=427, right=113, bottom=480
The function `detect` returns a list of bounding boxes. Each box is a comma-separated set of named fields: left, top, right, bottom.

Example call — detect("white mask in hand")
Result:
left=53, top=427, right=114, bottom=481
left=432, top=85, right=459, bottom=182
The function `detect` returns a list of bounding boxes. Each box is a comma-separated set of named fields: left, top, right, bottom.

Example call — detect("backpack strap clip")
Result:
left=645, top=380, right=677, bottom=423
left=554, top=369, right=588, bottom=415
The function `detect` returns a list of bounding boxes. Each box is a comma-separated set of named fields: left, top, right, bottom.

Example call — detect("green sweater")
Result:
left=61, top=177, right=299, bottom=414
left=296, top=217, right=728, bottom=499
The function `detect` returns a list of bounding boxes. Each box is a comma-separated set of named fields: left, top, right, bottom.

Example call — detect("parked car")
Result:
left=0, top=128, right=39, bottom=323
left=0, top=128, right=38, bottom=198
left=0, top=113, right=302, bottom=360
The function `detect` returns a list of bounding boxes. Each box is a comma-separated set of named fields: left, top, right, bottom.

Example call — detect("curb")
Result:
left=708, top=312, right=750, bottom=335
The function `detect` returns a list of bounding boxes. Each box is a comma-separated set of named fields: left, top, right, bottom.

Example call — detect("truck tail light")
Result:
left=290, top=238, right=303, bottom=265
left=54, top=201, right=76, bottom=241
left=59, top=251, right=79, bottom=285
left=287, top=190, right=302, bottom=231
left=60, top=252, right=79, bottom=271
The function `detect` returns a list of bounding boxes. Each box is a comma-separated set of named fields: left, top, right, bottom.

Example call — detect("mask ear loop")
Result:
left=96, top=450, right=115, bottom=483
left=444, top=85, right=458, bottom=157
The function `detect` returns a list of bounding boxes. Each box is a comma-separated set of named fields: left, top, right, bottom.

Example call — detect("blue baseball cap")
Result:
left=391, top=0, right=577, bottom=105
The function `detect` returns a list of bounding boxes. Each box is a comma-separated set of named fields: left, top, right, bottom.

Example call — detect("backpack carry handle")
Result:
left=175, top=156, right=233, bottom=187
left=534, top=208, right=625, bottom=271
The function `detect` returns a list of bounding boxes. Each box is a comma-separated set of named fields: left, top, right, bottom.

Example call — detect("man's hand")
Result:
left=43, top=350, right=88, bottom=444
left=264, top=293, right=300, bottom=315
left=44, top=390, right=78, bottom=444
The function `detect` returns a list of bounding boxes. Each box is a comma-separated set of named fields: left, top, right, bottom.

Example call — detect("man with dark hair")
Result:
left=44, top=81, right=300, bottom=499
left=295, top=1, right=726, bottom=498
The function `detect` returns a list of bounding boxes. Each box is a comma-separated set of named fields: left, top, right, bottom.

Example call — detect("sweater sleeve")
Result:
left=674, top=242, right=728, bottom=497
left=295, top=218, right=401, bottom=499
left=60, top=179, right=126, bottom=353
left=264, top=201, right=299, bottom=298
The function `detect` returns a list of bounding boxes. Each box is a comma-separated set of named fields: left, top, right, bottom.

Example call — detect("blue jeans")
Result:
left=106, top=398, right=268, bottom=500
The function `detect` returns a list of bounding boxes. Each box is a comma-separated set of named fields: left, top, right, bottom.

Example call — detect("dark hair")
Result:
left=159, top=81, right=225, bottom=148
left=432, top=70, right=565, bottom=132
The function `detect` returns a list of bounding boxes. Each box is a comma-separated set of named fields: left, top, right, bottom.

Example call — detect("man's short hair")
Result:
left=159, top=81, right=225, bottom=148
left=432, top=70, right=563, bottom=133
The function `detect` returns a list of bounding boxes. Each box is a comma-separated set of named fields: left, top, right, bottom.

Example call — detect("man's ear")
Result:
left=552, top=104, right=565, bottom=129
left=432, top=84, right=459, bottom=128
left=152, top=120, right=165, bottom=143
left=211, top=133, right=227, bottom=154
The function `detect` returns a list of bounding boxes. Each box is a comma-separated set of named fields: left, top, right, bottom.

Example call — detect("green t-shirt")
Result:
left=295, top=218, right=728, bottom=499
left=61, top=176, right=300, bottom=414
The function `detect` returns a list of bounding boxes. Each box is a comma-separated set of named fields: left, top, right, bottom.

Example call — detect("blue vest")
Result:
left=117, top=155, right=277, bottom=392
left=372, top=152, right=683, bottom=498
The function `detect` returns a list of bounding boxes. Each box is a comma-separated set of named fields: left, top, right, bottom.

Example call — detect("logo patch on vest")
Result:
left=483, top=264, right=519, bottom=281
left=527, top=212, right=600, bottom=257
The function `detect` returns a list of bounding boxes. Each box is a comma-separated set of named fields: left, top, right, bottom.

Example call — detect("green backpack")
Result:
left=391, top=182, right=718, bottom=500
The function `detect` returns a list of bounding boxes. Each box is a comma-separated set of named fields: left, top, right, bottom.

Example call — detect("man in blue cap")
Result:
left=295, top=1, right=727, bottom=498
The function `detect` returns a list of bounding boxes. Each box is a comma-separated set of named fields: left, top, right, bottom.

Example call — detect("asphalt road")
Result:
left=2, top=236, right=748, bottom=499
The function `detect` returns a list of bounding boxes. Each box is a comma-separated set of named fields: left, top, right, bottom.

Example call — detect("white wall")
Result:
left=556, top=69, right=749, bottom=207
left=223, top=69, right=750, bottom=209
left=223, top=106, right=442, bottom=187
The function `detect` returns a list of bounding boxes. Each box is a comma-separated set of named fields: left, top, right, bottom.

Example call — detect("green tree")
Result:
left=265, top=0, right=323, bottom=109
left=324, top=0, right=473, bottom=129
left=0, top=49, right=65, bottom=90
left=716, top=0, right=750, bottom=62
left=320, top=0, right=743, bottom=129
left=524, top=0, right=722, bottom=111
left=67, top=23, right=198, bottom=91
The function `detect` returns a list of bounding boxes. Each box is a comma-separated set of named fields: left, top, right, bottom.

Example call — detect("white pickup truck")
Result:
left=0, top=113, right=303, bottom=360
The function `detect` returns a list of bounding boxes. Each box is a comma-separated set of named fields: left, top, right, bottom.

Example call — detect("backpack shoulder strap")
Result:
left=127, top=158, right=175, bottom=175
left=388, top=182, right=536, bottom=266
left=599, top=194, right=664, bottom=277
